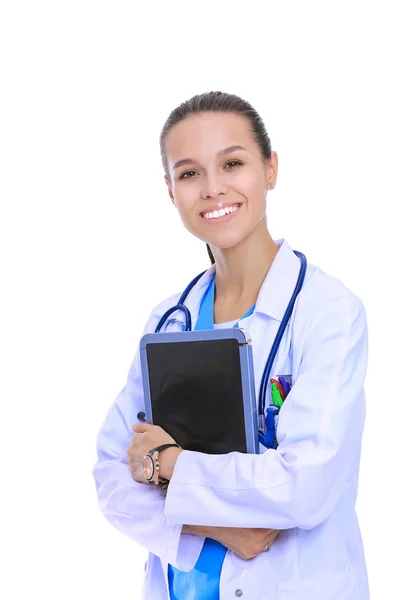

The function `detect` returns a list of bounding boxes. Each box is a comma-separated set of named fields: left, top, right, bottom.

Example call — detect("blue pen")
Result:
left=278, top=376, right=291, bottom=396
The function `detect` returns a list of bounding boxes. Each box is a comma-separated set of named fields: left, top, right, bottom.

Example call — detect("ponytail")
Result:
left=206, top=244, right=215, bottom=265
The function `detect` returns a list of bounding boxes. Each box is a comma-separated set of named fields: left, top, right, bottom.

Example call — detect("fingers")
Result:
left=265, top=530, right=280, bottom=550
left=270, top=529, right=281, bottom=541
left=132, top=423, right=153, bottom=433
left=249, top=528, right=281, bottom=556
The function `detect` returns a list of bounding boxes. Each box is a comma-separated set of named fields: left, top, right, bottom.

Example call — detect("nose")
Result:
left=200, top=171, right=228, bottom=200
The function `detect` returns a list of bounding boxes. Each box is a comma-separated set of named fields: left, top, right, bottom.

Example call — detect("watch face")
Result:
left=143, top=456, right=154, bottom=481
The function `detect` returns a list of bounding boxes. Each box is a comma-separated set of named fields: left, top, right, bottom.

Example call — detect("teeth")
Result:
left=203, top=204, right=239, bottom=220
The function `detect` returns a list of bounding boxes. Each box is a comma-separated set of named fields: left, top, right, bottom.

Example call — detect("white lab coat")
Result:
left=92, top=239, right=369, bottom=600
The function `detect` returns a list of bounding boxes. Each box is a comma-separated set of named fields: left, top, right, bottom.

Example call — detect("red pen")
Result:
left=270, top=378, right=286, bottom=401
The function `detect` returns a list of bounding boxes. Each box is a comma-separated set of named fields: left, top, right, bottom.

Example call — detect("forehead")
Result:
left=164, top=112, right=257, bottom=162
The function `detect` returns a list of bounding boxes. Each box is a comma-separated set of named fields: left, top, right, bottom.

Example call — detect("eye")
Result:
left=179, top=170, right=198, bottom=180
left=225, top=160, right=243, bottom=169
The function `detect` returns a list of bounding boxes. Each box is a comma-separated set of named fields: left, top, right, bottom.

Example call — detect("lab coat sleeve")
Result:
left=164, top=294, right=368, bottom=530
left=91, top=317, right=205, bottom=571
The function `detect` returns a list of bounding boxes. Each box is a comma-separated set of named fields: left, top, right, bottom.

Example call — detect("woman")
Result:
left=92, top=91, right=369, bottom=600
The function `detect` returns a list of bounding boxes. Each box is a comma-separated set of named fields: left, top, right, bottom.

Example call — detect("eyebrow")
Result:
left=172, top=145, right=247, bottom=171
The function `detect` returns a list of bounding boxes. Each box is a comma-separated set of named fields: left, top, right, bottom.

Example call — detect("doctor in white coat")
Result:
left=92, top=91, right=369, bottom=600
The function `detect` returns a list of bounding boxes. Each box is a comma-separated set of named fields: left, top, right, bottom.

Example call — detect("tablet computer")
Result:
left=139, top=328, right=259, bottom=455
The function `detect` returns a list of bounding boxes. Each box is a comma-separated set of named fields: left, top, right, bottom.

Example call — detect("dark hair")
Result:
left=159, top=91, right=272, bottom=265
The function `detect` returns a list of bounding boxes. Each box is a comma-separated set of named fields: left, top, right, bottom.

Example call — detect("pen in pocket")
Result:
left=271, top=382, right=283, bottom=407
left=278, top=376, right=292, bottom=397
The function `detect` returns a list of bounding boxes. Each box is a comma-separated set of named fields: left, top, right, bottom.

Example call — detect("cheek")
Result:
left=243, top=178, right=267, bottom=214
left=173, top=188, right=198, bottom=220
left=242, top=171, right=266, bottom=198
left=229, top=167, right=264, bottom=202
left=173, top=191, right=207, bottom=240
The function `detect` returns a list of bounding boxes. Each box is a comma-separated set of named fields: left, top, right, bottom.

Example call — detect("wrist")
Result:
left=183, top=524, right=222, bottom=540
left=159, top=447, right=183, bottom=480
left=182, top=524, right=195, bottom=535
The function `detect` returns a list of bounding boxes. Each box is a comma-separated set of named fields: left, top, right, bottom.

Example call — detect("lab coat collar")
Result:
left=254, top=238, right=303, bottom=321
left=179, top=238, right=302, bottom=327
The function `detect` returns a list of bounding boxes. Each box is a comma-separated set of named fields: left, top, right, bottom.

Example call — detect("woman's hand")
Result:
left=183, top=525, right=281, bottom=560
left=217, top=526, right=281, bottom=559
left=127, top=423, right=182, bottom=483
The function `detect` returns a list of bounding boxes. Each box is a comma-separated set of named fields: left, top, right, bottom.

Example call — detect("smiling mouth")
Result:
left=200, top=203, right=242, bottom=220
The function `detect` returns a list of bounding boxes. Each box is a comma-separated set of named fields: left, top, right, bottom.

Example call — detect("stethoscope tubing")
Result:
left=154, top=251, right=307, bottom=427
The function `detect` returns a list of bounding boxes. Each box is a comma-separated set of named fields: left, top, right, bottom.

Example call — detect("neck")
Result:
left=211, top=220, right=279, bottom=304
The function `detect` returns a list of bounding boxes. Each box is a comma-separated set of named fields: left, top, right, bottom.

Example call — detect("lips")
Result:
left=200, top=203, right=242, bottom=220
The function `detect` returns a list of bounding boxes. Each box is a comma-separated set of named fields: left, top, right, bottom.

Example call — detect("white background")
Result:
left=1, top=1, right=399, bottom=598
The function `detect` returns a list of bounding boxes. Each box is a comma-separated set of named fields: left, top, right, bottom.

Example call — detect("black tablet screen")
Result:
left=146, top=339, right=247, bottom=454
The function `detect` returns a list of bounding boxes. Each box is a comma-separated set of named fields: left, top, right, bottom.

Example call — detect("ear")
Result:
left=265, top=151, right=278, bottom=190
left=164, top=175, right=176, bottom=207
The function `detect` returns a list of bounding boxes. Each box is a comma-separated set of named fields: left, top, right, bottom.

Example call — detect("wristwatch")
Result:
left=142, top=443, right=181, bottom=487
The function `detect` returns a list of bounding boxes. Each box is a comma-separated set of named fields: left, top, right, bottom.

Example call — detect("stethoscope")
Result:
left=154, top=251, right=307, bottom=449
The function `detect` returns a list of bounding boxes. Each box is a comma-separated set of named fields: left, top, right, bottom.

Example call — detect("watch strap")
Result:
left=148, top=443, right=181, bottom=455
left=144, top=443, right=181, bottom=488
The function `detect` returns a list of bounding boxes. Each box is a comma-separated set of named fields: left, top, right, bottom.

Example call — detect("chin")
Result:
left=184, top=219, right=250, bottom=251
left=207, top=231, right=249, bottom=252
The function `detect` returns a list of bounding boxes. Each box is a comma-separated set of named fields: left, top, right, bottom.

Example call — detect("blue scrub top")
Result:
left=168, top=276, right=255, bottom=600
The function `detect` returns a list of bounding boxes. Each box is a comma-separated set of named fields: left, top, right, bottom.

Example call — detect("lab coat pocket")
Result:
left=277, top=565, right=359, bottom=600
